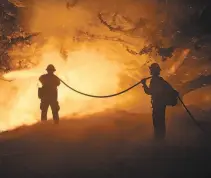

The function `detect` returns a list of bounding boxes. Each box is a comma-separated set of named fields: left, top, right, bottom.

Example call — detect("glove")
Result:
left=141, top=78, right=147, bottom=85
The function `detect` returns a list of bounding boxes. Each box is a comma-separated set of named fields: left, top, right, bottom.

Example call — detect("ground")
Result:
left=0, top=106, right=211, bottom=178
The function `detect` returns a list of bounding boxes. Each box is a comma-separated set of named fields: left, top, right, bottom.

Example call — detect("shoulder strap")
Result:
left=160, top=77, right=176, bottom=91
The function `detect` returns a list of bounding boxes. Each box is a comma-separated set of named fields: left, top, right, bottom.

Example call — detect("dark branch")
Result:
left=98, top=13, right=122, bottom=32
left=98, top=12, right=147, bottom=33
left=125, top=44, right=177, bottom=61
left=179, top=75, right=211, bottom=96
left=156, top=46, right=176, bottom=61
left=74, top=30, right=133, bottom=45
left=0, top=32, right=41, bottom=57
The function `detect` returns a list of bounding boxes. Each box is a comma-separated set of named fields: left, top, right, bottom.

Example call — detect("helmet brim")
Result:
left=46, top=68, right=56, bottom=72
left=149, top=67, right=161, bottom=71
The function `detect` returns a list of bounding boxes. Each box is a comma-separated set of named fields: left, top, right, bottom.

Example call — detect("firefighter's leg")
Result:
left=152, top=107, right=160, bottom=139
left=40, top=101, right=49, bottom=122
left=50, top=101, right=60, bottom=124
left=152, top=105, right=166, bottom=140
left=154, top=106, right=166, bottom=140
left=161, top=106, right=166, bottom=139
left=159, top=106, right=166, bottom=139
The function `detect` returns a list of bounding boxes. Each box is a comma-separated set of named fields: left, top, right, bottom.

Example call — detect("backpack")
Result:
left=38, top=87, right=43, bottom=99
left=164, top=89, right=179, bottom=106
left=160, top=78, right=179, bottom=106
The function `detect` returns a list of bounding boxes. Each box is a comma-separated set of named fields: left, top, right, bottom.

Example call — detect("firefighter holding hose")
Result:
left=38, top=64, right=60, bottom=124
left=141, top=63, right=178, bottom=140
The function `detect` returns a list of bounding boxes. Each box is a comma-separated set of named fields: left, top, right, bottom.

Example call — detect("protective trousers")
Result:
left=152, top=103, right=166, bottom=140
left=40, top=99, right=60, bottom=122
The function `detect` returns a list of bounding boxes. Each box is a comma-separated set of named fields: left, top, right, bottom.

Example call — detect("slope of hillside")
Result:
left=0, top=108, right=211, bottom=178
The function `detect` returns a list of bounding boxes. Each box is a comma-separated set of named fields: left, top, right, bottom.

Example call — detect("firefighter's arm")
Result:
left=142, top=83, right=151, bottom=95
left=39, top=75, right=44, bottom=85
left=56, top=78, right=61, bottom=86
left=141, top=78, right=151, bottom=95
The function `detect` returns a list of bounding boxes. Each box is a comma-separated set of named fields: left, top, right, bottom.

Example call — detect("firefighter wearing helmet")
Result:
left=38, top=64, right=60, bottom=124
left=141, top=63, right=177, bottom=140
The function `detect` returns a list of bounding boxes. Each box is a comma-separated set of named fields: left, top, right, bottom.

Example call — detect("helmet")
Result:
left=149, top=63, right=161, bottom=73
left=46, top=64, right=56, bottom=72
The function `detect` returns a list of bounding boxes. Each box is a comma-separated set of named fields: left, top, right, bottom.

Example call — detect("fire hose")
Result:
left=177, top=96, right=210, bottom=140
left=58, top=76, right=152, bottom=98
left=59, top=77, right=210, bottom=140
left=0, top=77, right=13, bottom=82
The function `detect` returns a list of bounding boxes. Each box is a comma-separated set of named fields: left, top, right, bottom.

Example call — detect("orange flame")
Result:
left=167, top=49, right=190, bottom=75
left=1, top=47, right=123, bottom=132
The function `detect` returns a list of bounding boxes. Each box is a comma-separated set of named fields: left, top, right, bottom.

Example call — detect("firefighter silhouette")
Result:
left=38, top=64, right=60, bottom=124
left=141, top=63, right=178, bottom=140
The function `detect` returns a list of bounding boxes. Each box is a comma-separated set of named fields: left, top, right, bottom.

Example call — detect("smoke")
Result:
left=0, top=0, right=193, bottom=132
